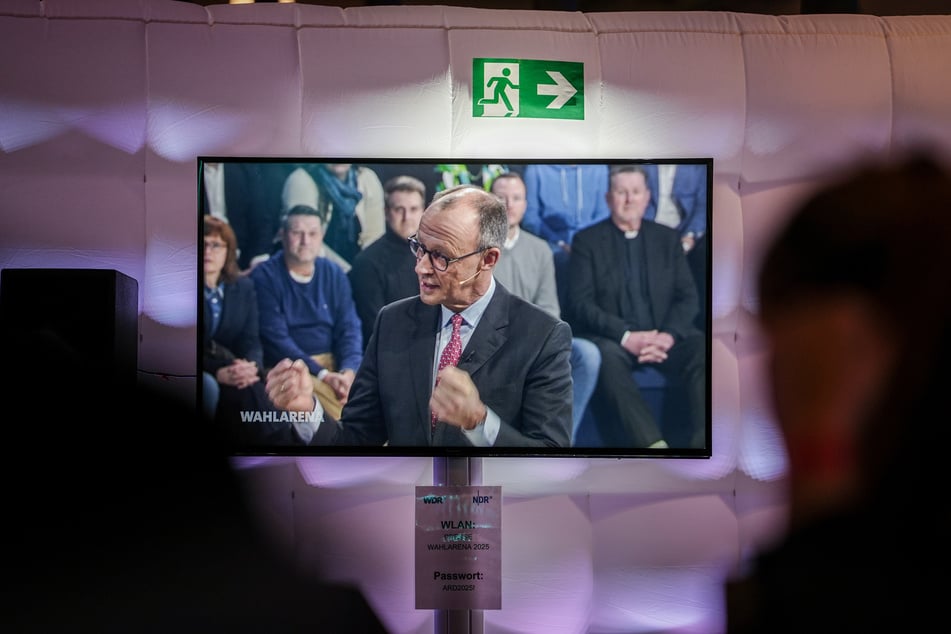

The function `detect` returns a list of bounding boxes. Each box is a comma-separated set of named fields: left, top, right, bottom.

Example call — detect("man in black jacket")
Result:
left=566, top=164, right=706, bottom=449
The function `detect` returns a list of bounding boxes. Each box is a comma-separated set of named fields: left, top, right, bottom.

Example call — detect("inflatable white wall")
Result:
left=3, top=1, right=950, bottom=632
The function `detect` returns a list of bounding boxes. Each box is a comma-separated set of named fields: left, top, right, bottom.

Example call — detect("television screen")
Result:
left=198, top=157, right=712, bottom=459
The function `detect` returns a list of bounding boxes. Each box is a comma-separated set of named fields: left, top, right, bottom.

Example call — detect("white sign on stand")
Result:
left=415, top=485, right=502, bottom=610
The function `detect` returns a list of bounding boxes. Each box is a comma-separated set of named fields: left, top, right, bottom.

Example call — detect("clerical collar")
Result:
left=624, top=230, right=639, bottom=239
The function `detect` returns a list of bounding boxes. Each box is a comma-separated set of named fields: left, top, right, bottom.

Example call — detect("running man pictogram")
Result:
left=478, top=67, right=518, bottom=116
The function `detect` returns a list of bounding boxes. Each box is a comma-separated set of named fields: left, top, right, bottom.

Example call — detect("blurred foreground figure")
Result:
left=5, top=329, right=386, bottom=633
left=725, top=152, right=951, bottom=633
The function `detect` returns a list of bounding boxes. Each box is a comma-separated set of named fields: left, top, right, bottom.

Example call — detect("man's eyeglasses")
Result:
left=408, top=234, right=487, bottom=272
left=204, top=241, right=227, bottom=252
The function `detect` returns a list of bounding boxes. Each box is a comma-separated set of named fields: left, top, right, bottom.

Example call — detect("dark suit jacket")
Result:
left=315, top=283, right=573, bottom=447
left=203, top=275, right=264, bottom=374
left=566, top=218, right=700, bottom=343
left=203, top=276, right=304, bottom=446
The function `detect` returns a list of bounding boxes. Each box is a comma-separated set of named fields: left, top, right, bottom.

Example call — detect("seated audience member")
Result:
left=642, top=162, right=708, bottom=253
left=266, top=185, right=573, bottom=448
left=247, top=166, right=354, bottom=274
left=521, top=163, right=611, bottom=254
left=311, top=163, right=386, bottom=265
left=203, top=215, right=318, bottom=446
left=566, top=164, right=706, bottom=449
left=5, top=330, right=386, bottom=633
left=250, top=203, right=363, bottom=422
left=521, top=163, right=611, bottom=308
left=348, top=175, right=427, bottom=348
left=725, top=153, right=951, bottom=633
left=489, top=172, right=601, bottom=445
left=201, top=161, right=288, bottom=272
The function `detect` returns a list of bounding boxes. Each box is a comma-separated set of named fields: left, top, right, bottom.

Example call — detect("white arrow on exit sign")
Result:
left=536, top=71, right=577, bottom=110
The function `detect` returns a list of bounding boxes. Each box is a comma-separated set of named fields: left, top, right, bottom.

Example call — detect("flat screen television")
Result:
left=198, top=157, right=712, bottom=459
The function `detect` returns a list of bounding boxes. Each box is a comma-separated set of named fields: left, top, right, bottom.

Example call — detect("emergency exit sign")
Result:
left=472, top=58, right=584, bottom=120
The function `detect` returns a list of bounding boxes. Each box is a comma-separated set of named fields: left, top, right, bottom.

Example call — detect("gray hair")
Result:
left=429, top=185, right=507, bottom=250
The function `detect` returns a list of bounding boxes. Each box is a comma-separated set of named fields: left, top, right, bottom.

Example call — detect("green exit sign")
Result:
left=472, top=58, right=584, bottom=120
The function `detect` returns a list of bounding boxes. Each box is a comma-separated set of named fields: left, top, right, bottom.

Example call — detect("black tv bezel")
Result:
left=198, top=156, right=713, bottom=459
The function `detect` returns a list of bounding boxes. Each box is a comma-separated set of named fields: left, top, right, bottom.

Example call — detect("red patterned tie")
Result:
left=432, top=313, right=464, bottom=433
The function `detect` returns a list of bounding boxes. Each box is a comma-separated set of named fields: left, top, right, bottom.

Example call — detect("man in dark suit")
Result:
left=266, top=185, right=573, bottom=447
left=566, top=164, right=706, bottom=449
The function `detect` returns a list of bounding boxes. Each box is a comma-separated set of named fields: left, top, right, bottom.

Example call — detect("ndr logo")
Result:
left=423, top=495, right=445, bottom=504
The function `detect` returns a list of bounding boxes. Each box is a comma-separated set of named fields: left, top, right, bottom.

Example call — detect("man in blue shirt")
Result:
left=642, top=162, right=708, bottom=253
left=250, top=204, right=363, bottom=421
left=521, top=163, right=611, bottom=309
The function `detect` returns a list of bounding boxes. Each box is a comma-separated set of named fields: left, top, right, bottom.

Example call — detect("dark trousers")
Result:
left=589, top=333, right=706, bottom=448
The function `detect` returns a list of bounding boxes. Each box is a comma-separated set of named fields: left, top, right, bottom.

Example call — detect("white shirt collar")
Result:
left=503, top=227, right=520, bottom=250
left=440, top=275, right=496, bottom=330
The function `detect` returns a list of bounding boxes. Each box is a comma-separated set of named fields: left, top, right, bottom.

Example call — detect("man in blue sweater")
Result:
left=250, top=204, right=363, bottom=422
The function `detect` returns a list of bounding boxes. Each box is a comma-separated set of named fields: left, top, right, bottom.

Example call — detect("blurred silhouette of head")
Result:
left=757, top=151, right=951, bottom=527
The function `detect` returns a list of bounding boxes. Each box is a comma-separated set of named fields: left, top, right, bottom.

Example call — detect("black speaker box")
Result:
left=0, top=268, right=138, bottom=388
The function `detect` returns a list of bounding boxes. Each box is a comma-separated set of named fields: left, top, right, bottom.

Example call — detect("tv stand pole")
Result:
left=432, top=456, right=484, bottom=634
